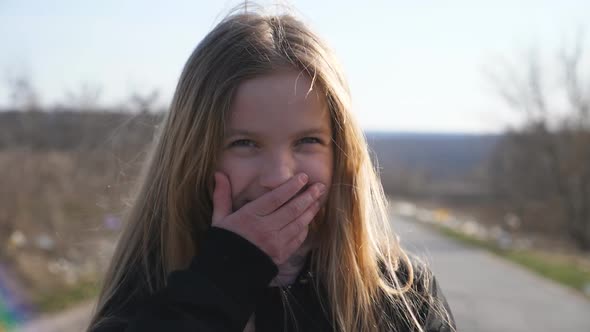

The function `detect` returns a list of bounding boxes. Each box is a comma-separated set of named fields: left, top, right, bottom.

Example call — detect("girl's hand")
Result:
left=211, top=172, right=325, bottom=265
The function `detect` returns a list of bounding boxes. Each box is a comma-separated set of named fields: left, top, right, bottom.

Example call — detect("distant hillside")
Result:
left=366, top=132, right=499, bottom=199
left=0, top=111, right=498, bottom=198
left=366, top=132, right=499, bottom=179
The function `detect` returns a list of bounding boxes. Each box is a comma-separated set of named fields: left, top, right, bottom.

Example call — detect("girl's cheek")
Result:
left=224, top=159, right=259, bottom=193
left=302, top=158, right=332, bottom=182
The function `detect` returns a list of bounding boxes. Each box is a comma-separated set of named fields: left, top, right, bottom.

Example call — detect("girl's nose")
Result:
left=259, top=150, right=296, bottom=190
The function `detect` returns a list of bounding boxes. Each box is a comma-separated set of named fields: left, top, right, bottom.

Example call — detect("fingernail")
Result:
left=299, top=173, right=309, bottom=183
left=316, top=183, right=326, bottom=196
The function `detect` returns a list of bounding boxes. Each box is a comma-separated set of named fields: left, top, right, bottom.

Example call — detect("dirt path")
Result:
left=15, top=300, right=94, bottom=332
left=15, top=216, right=590, bottom=331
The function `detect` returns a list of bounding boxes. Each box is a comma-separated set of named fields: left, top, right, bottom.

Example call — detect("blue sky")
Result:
left=1, top=0, right=589, bottom=132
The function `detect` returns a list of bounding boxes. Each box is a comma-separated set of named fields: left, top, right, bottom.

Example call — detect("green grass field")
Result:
left=34, top=279, right=100, bottom=314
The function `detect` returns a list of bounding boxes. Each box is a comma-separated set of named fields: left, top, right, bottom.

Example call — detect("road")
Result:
left=16, top=216, right=590, bottom=331
left=394, top=215, right=590, bottom=332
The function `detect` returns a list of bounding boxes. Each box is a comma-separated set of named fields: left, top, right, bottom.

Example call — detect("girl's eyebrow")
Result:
left=224, top=129, right=257, bottom=137
left=295, top=127, right=330, bottom=137
left=225, top=127, right=329, bottom=138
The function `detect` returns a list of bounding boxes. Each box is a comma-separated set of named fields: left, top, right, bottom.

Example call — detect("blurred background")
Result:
left=1, top=1, right=590, bottom=331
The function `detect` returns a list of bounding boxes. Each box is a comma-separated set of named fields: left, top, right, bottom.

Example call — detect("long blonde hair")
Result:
left=89, top=6, right=451, bottom=332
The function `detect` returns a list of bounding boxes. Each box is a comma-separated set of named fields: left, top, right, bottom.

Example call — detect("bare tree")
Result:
left=129, top=89, right=160, bottom=113
left=489, top=35, right=590, bottom=250
left=4, top=70, right=40, bottom=112
left=63, top=81, right=103, bottom=111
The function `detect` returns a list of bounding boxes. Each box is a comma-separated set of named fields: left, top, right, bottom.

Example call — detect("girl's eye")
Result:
left=229, top=139, right=256, bottom=148
left=297, top=137, right=322, bottom=145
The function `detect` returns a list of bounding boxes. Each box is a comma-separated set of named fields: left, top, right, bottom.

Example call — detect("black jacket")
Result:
left=90, top=227, right=455, bottom=332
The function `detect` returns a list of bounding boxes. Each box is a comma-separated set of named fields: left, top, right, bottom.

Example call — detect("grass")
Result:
left=435, top=224, right=590, bottom=295
left=0, top=280, right=99, bottom=331
left=33, top=279, right=100, bottom=314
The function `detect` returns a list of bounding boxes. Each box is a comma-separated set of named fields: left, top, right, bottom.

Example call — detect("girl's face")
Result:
left=217, top=70, right=333, bottom=217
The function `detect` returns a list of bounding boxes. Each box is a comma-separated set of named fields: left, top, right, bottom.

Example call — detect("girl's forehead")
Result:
left=232, top=70, right=325, bottom=110
left=227, top=71, right=330, bottom=134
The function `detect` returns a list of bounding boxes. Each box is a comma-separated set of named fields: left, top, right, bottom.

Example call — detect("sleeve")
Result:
left=90, top=227, right=278, bottom=332
left=422, top=275, right=456, bottom=332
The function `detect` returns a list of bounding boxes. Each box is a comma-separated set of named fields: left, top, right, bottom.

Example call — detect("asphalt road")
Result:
left=17, top=216, right=590, bottom=331
left=393, top=215, right=590, bottom=332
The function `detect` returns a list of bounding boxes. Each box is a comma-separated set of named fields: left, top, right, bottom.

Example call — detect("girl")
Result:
left=88, top=6, right=455, bottom=332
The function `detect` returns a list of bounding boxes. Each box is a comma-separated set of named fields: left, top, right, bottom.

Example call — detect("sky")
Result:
left=1, top=0, right=589, bottom=133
